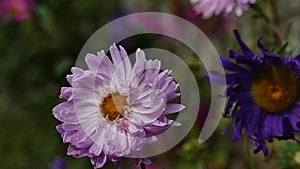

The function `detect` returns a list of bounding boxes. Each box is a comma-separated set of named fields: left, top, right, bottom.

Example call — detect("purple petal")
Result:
left=164, top=104, right=185, bottom=114
left=233, top=30, right=255, bottom=57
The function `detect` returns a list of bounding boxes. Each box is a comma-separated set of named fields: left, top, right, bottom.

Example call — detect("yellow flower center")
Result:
left=251, top=66, right=299, bottom=113
left=100, top=93, right=127, bottom=121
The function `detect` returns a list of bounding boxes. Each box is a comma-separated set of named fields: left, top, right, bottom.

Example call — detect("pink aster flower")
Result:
left=0, top=0, right=33, bottom=22
left=190, top=0, right=256, bottom=19
left=53, top=44, right=184, bottom=168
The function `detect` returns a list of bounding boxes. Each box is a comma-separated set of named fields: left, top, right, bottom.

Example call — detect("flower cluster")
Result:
left=213, top=30, right=300, bottom=156
left=53, top=45, right=184, bottom=168
left=190, top=0, right=256, bottom=18
left=0, top=0, right=33, bottom=22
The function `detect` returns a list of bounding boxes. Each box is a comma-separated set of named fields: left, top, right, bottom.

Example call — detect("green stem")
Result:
left=269, top=0, right=285, bottom=45
left=250, top=1, right=285, bottom=45
left=250, top=4, right=270, bottom=23
left=270, top=0, right=280, bottom=26
left=141, top=163, right=146, bottom=169
left=243, top=132, right=256, bottom=169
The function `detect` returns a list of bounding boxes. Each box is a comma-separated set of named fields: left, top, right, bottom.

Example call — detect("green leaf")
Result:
left=276, top=42, right=288, bottom=56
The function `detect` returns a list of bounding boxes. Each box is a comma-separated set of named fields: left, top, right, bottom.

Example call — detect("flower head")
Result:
left=190, top=0, right=256, bottom=19
left=0, top=0, right=33, bottom=22
left=212, top=30, right=300, bottom=156
left=53, top=44, right=184, bottom=168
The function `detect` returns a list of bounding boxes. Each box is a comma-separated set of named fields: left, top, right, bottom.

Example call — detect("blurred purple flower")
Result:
left=177, top=3, right=235, bottom=38
left=198, top=14, right=235, bottom=38
left=145, top=165, right=159, bottom=169
left=53, top=44, right=184, bottom=168
left=0, top=0, right=33, bottom=22
left=48, top=157, right=66, bottom=169
left=190, top=0, right=256, bottom=19
left=196, top=101, right=210, bottom=131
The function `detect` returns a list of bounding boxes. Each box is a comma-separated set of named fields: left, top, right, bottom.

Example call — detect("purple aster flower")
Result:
left=0, top=0, right=33, bottom=22
left=190, top=0, right=256, bottom=19
left=48, top=157, right=66, bottom=169
left=210, top=30, right=300, bottom=156
left=53, top=44, right=184, bottom=168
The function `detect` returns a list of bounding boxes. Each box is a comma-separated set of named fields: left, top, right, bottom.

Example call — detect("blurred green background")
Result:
left=1, top=0, right=300, bottom=169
